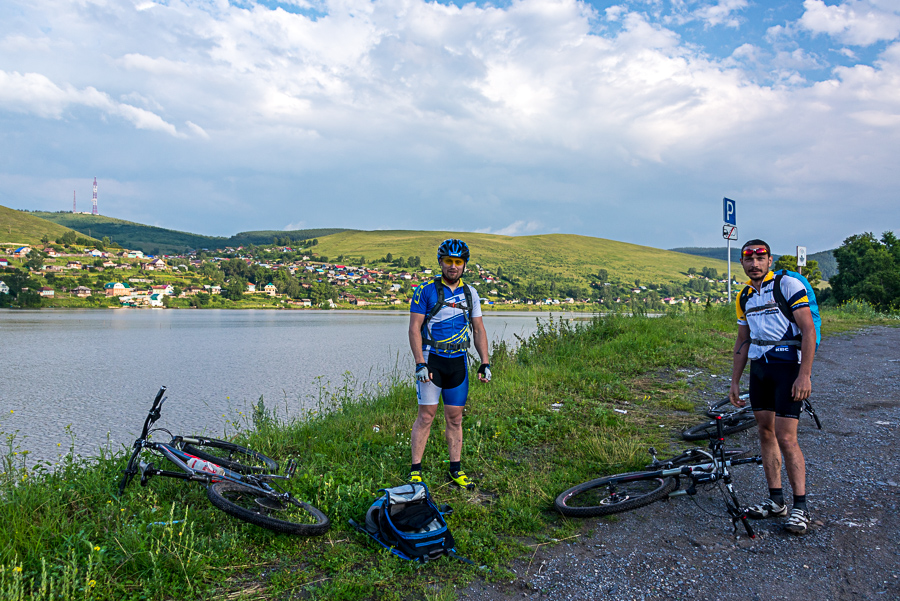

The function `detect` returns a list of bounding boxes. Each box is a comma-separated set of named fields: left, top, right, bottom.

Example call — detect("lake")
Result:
left=0, top=308, right=581, bottom=463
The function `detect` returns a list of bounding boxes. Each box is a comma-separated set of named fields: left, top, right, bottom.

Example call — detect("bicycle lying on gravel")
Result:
left=556, top=416, right=762, bottom=537
left=118, top=386, right=330, bottom=536
left=681, top=393, right=822, bottom=441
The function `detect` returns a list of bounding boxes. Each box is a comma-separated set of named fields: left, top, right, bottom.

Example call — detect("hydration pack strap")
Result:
left=751, top=339, right=801, bottom=347
left=421, top=276, right=473, bottom=351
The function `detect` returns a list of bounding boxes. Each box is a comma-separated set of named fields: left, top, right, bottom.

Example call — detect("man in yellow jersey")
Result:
left=730, top=239, right=816, bottom=534
left=407, top=239, right=491, bottom=489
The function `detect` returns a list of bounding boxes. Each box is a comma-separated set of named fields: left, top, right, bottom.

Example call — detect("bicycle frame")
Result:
left=120, top=386, right=292, bottom=497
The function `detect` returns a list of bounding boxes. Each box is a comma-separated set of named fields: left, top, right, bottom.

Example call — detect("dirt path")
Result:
left=461, top=326, right=900, bottom=601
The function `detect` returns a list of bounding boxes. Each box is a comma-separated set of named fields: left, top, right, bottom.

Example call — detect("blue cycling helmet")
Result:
left=437, top=239, right=470, bottom=263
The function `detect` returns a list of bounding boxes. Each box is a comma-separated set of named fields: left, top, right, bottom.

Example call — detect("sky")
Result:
left=1, top=0, right=899, bottom=253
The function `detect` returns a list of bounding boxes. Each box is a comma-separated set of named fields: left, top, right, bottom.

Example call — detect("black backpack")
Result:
left=350, top=483, right=461, bottom=563
left=420, top=277, right=475, bottom=352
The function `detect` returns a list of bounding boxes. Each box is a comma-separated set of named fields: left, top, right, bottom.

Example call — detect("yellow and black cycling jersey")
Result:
left=737, top=271, right=810, bottom=363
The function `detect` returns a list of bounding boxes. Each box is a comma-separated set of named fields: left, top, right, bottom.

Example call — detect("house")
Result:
left=39, top=287, right=54, bottom=297
left=65, top=261, right=82, bottom=270
left=102, top=261, right=117, bottom=268
left=73, top=286, right=93, bottom=298
left=149, top=293, right=165, bottom=307
left=263, top=283, right=277, bottom=296
left=13, top=246, right=31, bottom=258
left=246, top=283, right=256, bottom=293
left=44, top=248, right=60, bottom=257
left=0, top=281, right=9, bottom=294
left=141, top=258, right=167, bottom=271
left=104, top=282, right=132, bottom=296
left=124, top=251, right=145, bottom=259
left=150, top=284, right=174, bottom=296
left=298, top=298, right=312, bottom=307
left=180, top=286, right=206, bottom=297
left=0, top=258, right=9, bottom=268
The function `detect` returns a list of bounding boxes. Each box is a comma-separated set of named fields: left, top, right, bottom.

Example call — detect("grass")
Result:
left=0, top=303, right=895, bottom=600
left=0, top=206, right=91, bottom=248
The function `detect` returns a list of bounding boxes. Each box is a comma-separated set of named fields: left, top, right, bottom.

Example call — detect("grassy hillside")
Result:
left=29, top=211, right=346, bottom=254
left=0, top=205, right=96, bottom=247
left=315, top=230, right=743, bottom=289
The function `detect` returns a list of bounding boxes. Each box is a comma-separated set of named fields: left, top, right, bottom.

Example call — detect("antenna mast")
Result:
left=92, top=177, right=99, bottom=215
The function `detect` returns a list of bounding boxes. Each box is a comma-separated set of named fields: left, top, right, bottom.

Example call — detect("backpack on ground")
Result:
left=350, top=483, right=470, bottom=563
left=421, top=276, right=475, bottom=352
left=738, top=269, right=821, bottom=349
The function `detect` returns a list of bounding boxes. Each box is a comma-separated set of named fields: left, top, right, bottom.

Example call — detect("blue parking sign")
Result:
left=723, top=197, right=736, bottom=226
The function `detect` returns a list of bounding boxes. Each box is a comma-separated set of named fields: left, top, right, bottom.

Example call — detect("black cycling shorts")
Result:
left=416, top=354, right=469, bottom=406
left=748, top=360, right=802, bottom=419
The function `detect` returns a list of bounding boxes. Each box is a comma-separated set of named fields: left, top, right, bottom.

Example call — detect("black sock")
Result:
left=411, top=463, right=422, bottom=473
left=449, top=461, right=461, bottom=473
left=793, top=494, right=807, bottom=512
left=769, top=488, right=784, bottom=505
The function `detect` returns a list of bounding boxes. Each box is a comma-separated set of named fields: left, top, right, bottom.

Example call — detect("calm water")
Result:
left=0, top=308, right=575, bottom=463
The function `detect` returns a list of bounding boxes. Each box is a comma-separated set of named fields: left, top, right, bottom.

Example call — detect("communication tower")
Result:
left=92, top=177, right=99, bottom=215
left=73, top=190, right=76, bottom=213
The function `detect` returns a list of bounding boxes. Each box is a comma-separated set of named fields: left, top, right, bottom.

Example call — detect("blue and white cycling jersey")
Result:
left=410, top=280, right=482, bottom=359
left=737, top=271, right=810, bottom=363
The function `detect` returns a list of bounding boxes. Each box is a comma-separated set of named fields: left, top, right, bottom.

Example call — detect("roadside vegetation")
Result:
left=1, top=303, right=895, bottom=601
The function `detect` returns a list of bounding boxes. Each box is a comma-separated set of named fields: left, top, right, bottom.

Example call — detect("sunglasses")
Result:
left=442, top=257, right=465, bottom=267
left=741, top=248, right=769, bottom=257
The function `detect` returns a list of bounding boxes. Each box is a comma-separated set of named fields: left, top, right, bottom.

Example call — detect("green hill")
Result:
left=28, top=211, right=345, bottom=255
left=314, top=230, right=743, bottom=292
left=671, top=246, right=837, bottom=280
left=0, top=205, right=97, bottom=247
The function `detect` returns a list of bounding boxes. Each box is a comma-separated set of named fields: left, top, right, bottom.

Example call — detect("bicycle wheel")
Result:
left=118, top=445, right=142, bottom=495
left=206, top=481, right=330, bottom=536
left=681, top=414, right=756, bottom=441
left=705, top=396, right=749, bottom=418
left=181, top=438, right=277, bottom=474
left=555, top=472, right=677, bottom=517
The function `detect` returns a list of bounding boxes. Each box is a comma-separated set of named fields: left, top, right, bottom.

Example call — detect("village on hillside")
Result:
left=0, top=238, right=739, bottom=310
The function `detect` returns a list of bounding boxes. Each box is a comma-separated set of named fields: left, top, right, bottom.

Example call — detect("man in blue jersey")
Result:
left=729, top=239, right=817, bottom=534
left=408, top=239, right=491, bottom=490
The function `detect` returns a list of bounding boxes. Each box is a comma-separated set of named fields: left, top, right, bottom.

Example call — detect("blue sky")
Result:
left=2, top=0, right=899, bottom=253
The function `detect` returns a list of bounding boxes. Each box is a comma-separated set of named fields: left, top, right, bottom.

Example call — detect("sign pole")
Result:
left=727, top=238, right=732, bottom=304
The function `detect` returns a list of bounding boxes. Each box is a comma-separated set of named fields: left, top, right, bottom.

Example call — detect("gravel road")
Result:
left=461, top=326, right=900, bottom=601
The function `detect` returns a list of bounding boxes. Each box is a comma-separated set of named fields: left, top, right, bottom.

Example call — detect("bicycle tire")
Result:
left=118, top=445, right=143, bottom=495
left=706, top=396, right=749, bottom=418
left=181, top=438, right=277, bottom=474
left=206, top=481, right=330, bottom=536
left=681, top=415, right=757, bottom=441
left=555, top=472, right=677, bottom=517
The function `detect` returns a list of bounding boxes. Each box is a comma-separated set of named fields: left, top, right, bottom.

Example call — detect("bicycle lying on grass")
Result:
left=556, top=417, right=762, bottom=537
left=118, top=386, right=330, bottom=536
left=681, top=393, right=822, bottom=441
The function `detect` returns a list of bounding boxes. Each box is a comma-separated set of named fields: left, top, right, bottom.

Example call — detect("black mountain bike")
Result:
left=118, top=386, right=330, bottom=536
left=556, top=417, right=762, bottom=537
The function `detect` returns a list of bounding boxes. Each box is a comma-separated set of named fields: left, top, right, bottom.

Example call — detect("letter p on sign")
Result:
left=723, top=197, right=736, bottom=226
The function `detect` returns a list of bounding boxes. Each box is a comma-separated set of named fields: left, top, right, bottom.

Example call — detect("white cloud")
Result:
left=0, top=70, right=182, bottom=135
left=694, top=0, right=748, bottom=28
left=799, top=0, right=900, bottom=46
left=476, top=220, right=544, bottom=236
